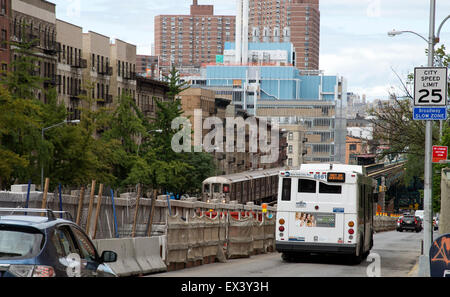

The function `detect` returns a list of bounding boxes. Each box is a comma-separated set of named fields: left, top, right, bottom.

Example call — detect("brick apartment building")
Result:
left=154, top=0, right=236, bottom=76
left=0, top=0, right=10, bottom=71
left=248, top=0, right=320, bottom=70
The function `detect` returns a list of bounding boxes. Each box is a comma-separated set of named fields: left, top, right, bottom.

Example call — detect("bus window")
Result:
left=298, top=179, right=316, bottom=193
left=319, top=182, right=342, bottom=194
left=213, top=183, right=221, bottom=193
left=281, top=178, right=292, bottom=201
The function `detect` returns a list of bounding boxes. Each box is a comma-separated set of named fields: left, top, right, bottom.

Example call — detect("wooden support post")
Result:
left=40, top=178, right=50, bottom=216
left=92, top=184, right=104, bottom=239
left=147, top=189, right=157, bottom=237
left=131, top=184, right=142, bottom=238
left=76, top=186, right=85, bottom=225
left=85, top=180, right=96, bottom=235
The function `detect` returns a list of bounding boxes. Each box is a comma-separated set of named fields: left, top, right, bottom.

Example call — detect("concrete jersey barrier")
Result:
left=94, top=236, right=167, bottom=277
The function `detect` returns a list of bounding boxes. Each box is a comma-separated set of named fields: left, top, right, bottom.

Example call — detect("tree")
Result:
left=133, top=66, right=216, bottom=196
left=0, top=36, right=46, bottom=188
left=369, top=46, right=450, bottom=213
left=101, top=92, right=146, bottom=188
left=0, top=87, right=35, bottom=188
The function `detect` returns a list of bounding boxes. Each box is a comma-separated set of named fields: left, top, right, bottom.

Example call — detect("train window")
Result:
left=213, top=183, right=221, bottom=193
left=223, top=184, right=230, bottom=193
left=319, top=182, right=342, bottom=194
left=281, top=178, right=291, bottom=201
left=298, top=179, right=316, bottom=193
left=204, top=184, right=210, bottom=193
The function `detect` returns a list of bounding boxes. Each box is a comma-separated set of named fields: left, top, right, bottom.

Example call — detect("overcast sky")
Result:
left=51, top=0, right=450, bottom=101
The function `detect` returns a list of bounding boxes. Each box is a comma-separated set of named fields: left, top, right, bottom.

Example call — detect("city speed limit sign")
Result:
left=414, top=67, right=448, bottom=106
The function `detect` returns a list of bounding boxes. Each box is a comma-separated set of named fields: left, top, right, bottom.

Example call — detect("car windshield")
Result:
left=0, top=227, right=44, bottom=259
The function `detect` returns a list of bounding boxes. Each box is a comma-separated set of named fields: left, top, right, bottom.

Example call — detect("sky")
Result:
left=51, top=0, right=450, bottom=102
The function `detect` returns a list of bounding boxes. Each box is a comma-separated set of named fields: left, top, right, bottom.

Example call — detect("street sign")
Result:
left=413, top=106, right=448, bottom=120
left=432, top=146, right=448, bottom=163
left=414, top=67, right=448, bottom=107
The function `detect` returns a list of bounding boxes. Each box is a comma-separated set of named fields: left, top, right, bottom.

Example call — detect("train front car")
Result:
left=202, top=176, right=232, bottom=203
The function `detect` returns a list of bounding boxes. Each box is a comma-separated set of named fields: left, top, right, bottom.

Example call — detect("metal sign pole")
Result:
left=419, top=0, right=436, bottom=277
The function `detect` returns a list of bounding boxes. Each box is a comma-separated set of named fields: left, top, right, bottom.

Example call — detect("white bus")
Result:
left=275, top=164, right=375, bottom=263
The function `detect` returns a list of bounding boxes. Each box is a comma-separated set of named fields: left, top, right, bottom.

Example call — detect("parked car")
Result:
left=0, top=208, right=117, bottom=277
left=397, top=215, right=422, bottom=233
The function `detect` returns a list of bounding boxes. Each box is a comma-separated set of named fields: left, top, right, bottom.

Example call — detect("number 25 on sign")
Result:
left=414, top=67, right=448, bottom=106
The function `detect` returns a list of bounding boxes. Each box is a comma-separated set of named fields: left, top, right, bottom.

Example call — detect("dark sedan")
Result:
left=396, top=215, right=422, bottom=233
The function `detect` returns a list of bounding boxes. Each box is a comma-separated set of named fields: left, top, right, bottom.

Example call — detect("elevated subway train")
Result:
left=202, top=167, right=284, bottom=205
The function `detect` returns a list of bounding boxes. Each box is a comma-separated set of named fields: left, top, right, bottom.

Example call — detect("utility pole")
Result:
left=419, top=0, right=436, bottom=277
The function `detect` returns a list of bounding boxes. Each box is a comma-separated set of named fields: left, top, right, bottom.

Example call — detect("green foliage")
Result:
left=0, top=48, right=215, bottom=196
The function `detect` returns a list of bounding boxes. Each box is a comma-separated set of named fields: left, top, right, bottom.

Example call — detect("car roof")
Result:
left=0, top=215, right=72, bottom=230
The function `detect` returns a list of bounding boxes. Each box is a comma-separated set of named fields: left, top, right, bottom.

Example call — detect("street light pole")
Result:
left=41, top=120, right=80, bottom=190
left=420, top=0, right=436, bottom=278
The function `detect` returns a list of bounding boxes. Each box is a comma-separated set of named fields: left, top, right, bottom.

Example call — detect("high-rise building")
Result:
left=154, top=0, right=236, bottom=76
left=248, top=0, right=320, bottom=71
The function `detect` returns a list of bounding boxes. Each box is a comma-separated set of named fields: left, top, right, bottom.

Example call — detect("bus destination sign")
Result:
left=327, top=172, right=346, bottom=183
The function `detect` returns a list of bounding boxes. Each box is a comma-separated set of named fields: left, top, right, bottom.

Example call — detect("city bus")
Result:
left=275, top=164, right=375, bottom=263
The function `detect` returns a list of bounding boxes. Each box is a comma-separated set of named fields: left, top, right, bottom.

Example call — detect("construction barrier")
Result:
left=252, top=218, right=265, bottom=254
left=226, top=215, right=254, bottom=259
left=93, top=236, right=167, bottom=277
left=94, top=238, right=141, bottom=277
left=133, top=237, right=167, bottom=274
left=166, top=215, right=189, bottom=270
left=373, top=216, right=397, bottom=232
left=263, top=214, right=276, bottom=252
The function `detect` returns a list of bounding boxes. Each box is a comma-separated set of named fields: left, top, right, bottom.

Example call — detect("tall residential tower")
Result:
left=154, top=0, right=236, bottom=76
left=248, top=0, right=320, bottom=71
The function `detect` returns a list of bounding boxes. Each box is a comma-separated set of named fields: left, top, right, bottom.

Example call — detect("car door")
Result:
left=68, top=225, right=102, bottom=277
left=51, top=225, right=87, bottom=277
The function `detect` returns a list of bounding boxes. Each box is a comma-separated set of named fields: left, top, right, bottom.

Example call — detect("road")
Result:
left=149, top=230, right=438, bottom=277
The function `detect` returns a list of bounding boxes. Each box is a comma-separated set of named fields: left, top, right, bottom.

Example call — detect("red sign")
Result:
left=432, top=146, right=448, bottom=163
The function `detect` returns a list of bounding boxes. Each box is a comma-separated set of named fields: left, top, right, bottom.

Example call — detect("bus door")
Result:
left=288, top=178, right=345, bottom=244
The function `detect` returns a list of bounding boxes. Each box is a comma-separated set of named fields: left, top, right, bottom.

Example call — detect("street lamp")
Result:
left=387, top=29, right=429, bottom=43
left=41, top=119, right=80, bottom=190
left=388, top=14, right=450, bottom=139
left=387, top=1, right=449, bottom=277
